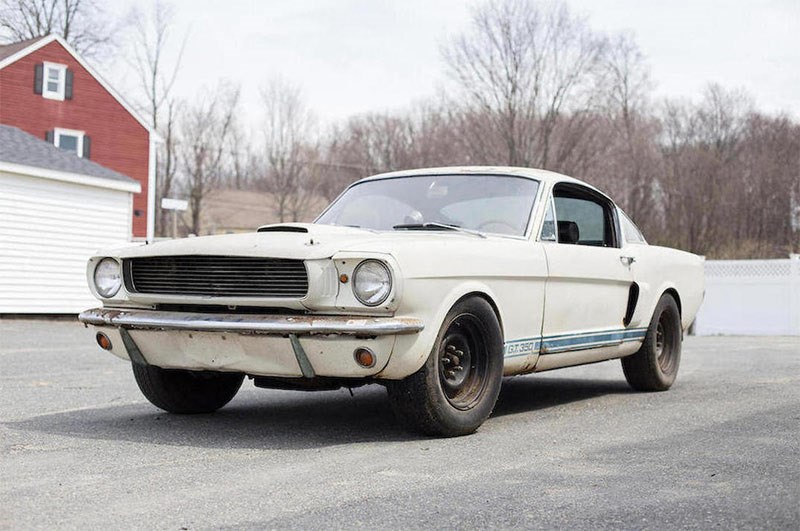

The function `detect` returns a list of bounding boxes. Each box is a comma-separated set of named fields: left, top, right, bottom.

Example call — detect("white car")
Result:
left=79, top=167, right=704, bottom=436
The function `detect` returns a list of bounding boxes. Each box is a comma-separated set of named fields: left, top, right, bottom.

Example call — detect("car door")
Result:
left=616, top=207, right=661, bottom=330
left=539, top=182, right=634, bottom=353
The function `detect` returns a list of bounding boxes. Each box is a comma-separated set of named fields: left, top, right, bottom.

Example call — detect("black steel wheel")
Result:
left=387, top=297, right=504, bottom=437
left=622, top=294, right=682, bottom=391
left=438, top=314, right=490, bottom=410
left=132, top=364, right=244, bottom=414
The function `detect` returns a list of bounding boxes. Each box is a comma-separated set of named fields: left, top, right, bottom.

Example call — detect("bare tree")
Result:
left=736, top=114, right=800, bottom=255
left=323, top=98, right=466, bottom=199
left=129, top=0, right=185, bottom=130
left=587, top=33, right=659, bottom=228
left=179, top=84, right=240, bottom=235
left=656, top=85, right=754, bottom=255
left=442, top=0, right=607, bottom=168
left=259, top=79, right=318, bottom=222
left=128, top=0, right=187, bottom=236
left=156, top=98, right=181, bottom=235
left=0, top=0, right=121, bottom=59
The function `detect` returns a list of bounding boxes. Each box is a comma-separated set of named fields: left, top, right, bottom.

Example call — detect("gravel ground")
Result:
left=1, top=318, right=798, bottom=530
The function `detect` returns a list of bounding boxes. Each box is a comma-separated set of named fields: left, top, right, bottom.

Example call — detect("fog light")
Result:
left=354, top=347, right=376, bottom=368
left=96, top=332, right=112, bottom=351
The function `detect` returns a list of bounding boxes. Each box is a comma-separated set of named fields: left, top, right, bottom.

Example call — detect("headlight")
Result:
left=94, top=258, right=121, bottom=298
left=352, top=260, right=392, bottom=306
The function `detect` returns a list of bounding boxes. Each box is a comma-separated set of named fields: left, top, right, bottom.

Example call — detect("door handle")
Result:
left=620, top=256, right=636, bottom=266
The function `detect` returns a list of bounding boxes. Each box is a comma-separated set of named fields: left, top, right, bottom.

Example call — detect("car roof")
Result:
left=357, top=166, right=608, bottom=198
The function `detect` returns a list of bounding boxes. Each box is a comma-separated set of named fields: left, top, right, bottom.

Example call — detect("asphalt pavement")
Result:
left=1, top=319, right=798, bottom=530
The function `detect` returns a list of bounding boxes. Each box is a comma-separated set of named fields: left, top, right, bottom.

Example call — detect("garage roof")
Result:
left=0, top=125, right=140, bottom=191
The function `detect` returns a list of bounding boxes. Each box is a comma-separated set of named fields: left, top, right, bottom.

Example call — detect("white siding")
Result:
left=0, top=170, right=132, bottom=313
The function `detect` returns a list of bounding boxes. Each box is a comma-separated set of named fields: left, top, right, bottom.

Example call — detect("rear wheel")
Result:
left=387, top=297, right=504, bottom=437
left=621, top=294, right=682, bottom=391
left=132, top=364, right=244, bottom=413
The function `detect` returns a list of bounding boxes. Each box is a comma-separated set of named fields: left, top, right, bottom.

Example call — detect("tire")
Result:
left=132, top=364, right=244, bottom=414
left=621, top=294, right=682, bottom=391
left=386, top=297, right=504, bottom=437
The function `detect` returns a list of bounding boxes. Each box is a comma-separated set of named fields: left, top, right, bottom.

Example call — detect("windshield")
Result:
left=316, top=175, right=540, bottom=237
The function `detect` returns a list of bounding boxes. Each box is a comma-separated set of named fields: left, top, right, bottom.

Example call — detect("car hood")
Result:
left=110, top=223, right=502, bottom=261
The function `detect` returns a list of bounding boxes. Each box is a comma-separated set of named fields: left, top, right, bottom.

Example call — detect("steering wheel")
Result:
left=476, top=220, right=518, bottom=234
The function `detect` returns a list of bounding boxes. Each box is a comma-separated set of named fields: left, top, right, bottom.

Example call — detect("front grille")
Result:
left=125, top=255, right=308, bottom=298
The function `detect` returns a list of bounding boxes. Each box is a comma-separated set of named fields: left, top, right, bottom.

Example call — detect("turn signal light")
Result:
left=353, top=347, right=376, bottom=368
left=95, top=332, right=112, bottom=351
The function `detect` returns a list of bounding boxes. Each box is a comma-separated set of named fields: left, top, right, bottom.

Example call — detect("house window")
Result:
left=54, top=128, right=85, bottom=157
left=42, top=62, right=67, bottom=100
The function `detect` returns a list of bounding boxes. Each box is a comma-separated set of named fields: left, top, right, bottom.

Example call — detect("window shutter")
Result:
left=65, top=69, right=74, bottom=100
left=34, top=63, right=44, bottom=95
left=82, top=135, right=91, bottom=159
left=45, top=130, right=54, bottom=144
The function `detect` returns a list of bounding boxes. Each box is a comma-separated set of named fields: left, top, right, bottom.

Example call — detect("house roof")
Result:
left=0, top=124, right=140, bottom=192
left=0, top=36, right=47, bottom=62
left=0, top=34, right=157, bottom=138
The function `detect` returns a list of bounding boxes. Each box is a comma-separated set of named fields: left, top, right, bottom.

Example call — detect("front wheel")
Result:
left=386, top=297, right=504, bottom=437
left=132, top=364, right=244, bottom=414
left=621, top=294, right=682, bottom=391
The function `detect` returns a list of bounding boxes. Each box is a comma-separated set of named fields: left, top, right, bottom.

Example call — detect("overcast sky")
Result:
left=110, top=0, right=800, bottom=127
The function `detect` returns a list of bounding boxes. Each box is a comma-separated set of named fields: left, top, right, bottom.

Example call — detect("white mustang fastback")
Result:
left=79, top=167, right=704, bottom=436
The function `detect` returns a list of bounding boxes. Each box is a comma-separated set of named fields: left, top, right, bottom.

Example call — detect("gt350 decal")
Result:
left=504, top=328, right=647, bottom=358
left=504, top=338, right=540, bottom=358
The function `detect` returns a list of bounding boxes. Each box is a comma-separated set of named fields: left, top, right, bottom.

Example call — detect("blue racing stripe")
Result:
left=504, top=328, right=647, bottom=357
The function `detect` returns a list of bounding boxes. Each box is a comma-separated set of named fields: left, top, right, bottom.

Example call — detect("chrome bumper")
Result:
left=78, top=308, right=424, bottom=337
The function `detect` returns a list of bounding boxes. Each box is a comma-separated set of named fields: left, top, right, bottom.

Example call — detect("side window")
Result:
left=619, top=210, right=647, bottom=244
left=540, top=198, right=557, bottom=241
left=553, top=185, right=617, bottom=247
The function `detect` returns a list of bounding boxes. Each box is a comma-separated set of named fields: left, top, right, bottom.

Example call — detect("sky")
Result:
left=108, top=0, right=800, bottom=128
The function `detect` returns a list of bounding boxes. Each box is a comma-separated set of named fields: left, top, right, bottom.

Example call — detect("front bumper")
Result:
left=79, top=308, right=424, bottom=336
left=79, top=308, right=424, bottom=379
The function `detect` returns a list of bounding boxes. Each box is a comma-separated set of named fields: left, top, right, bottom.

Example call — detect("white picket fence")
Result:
left=694, top=255, right=800, bottom=336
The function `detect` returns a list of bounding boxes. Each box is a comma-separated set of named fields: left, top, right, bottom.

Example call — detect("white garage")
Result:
left=0, top=125, right=140, bottom=313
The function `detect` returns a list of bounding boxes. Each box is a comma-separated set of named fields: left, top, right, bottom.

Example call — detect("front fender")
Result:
left=377, top=279, right=504, bottom=379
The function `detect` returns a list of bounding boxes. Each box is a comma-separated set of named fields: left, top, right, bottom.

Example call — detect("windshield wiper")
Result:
left=392, top=222, right=486, bottom=238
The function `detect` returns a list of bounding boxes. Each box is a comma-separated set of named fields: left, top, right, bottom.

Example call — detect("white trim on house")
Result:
left=0, top=161, right=141, bottom=193
left=129, top=191, right=135, bottom=238
left=42, top=61, right=66, bottom=100
left=146, top=134, right=157, bottom=242
left=53, top=127, right=85, bottom=157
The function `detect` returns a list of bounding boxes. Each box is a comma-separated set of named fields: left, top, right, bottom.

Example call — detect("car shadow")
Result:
left=493, top=375, right=632, bottom=417
left=7, top=375, right=633, bottom=450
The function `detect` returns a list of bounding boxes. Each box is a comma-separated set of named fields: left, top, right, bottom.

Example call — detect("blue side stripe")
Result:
left=503, top=328, right=647, bottom=358
left=539, top=328, right=647, bottom=341
left=543, top=329, right=645, bottom=353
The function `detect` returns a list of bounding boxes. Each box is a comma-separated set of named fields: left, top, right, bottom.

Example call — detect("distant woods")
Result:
left=2, top=0, right=797, bottom=257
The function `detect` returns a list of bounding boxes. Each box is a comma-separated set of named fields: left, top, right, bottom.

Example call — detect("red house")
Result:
left=0, top=34, right=156, bottom=240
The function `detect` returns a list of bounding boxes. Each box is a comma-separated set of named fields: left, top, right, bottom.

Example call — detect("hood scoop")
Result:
left=257, top=224, right=309, bottom=234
